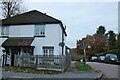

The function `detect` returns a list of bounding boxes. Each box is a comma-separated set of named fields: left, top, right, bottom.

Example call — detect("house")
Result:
left=0, top=10, right=68, bottom=67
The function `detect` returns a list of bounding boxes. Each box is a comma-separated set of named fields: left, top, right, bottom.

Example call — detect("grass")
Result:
left=3, top=67, right=62, bottom=74
left=75, top=61, right=92, bottom=71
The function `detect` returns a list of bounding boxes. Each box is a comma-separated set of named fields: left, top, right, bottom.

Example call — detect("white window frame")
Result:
left=43, top=46, right=54, bottom=56
left=34, top=24, right=45, bottom=36
left=1, top=26, right=9, bottom=36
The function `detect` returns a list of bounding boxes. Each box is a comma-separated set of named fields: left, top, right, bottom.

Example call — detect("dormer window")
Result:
left=34, top=24, right=45, bottom=37
left=1, top=26, right=9, bottom=36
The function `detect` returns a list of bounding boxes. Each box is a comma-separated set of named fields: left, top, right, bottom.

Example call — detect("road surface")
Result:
left=87, top=62, right=119, bottom=79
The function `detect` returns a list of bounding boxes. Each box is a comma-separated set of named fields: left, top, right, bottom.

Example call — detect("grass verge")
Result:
left=3, top=67, right=61, bottom=74
left=75, top=61, right=92, bottom=71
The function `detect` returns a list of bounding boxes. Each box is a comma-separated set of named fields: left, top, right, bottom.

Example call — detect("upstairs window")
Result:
left=1, top=26, right=9, bottom=36
left=34, top=24, right=45, bottom=37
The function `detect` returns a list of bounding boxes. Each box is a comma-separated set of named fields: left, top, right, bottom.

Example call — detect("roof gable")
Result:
left=0, top=10, right=67, bottom=36
left=1, top=10, right=61, bottom=26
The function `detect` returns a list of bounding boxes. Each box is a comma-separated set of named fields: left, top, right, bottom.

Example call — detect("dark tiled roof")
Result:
left=1, top=10, right=67, bottom=36
left=1, top=10, right=61, bottom=25
left=2, top=37, right=34, bottom=47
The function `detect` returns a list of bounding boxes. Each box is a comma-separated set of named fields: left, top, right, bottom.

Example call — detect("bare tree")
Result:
left=1, top=0, right=23, bottom=18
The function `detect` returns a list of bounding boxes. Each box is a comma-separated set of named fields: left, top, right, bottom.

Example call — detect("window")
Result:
left=1, top=26, right=9, bottom=35
left=34, top=24, right=45, bottom=36
left=43, top=46, right=54, bottom=64
left=43, top=46, right=54, bottom=56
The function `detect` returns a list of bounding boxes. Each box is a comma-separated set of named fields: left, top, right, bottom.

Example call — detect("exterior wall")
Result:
left=0, top=25, right=34, bottom=58
left=0, top=23, right=66, bottom=56
left=9, top=25, right=34, bottom=37
left=31, top=24, right=63, bottom=55
left=0, top=38, right=7, bottom=66
left=0, top=38, right=7, bottom=56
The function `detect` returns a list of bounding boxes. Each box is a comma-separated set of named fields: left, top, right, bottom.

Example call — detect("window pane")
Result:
left=43, top=46, right=54, bottom=56
left=34, top=24, right=45, bottom=36
left=1, top=26, right=9, bottom=35
left=6, top=27, right=9, bottom=35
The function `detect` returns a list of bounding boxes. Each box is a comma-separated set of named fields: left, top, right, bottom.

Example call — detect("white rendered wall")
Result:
left=9, top=25, right=34, bottom=37
left=0, top=38, right=7, bottom=57
left=0, top=24, right=66, bottom=56
left=31, top=24, right=63, bottom=55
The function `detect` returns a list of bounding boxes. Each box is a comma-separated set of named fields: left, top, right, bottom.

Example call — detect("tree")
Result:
left=1, top=0, right=23, bottom=18
left=93, top=34, right=105, bottom=53
left=96, top=25, right=106, bottom=37
left=117, top=33, right=120, bottom=49
left=106, top=30, right=117, bottom=49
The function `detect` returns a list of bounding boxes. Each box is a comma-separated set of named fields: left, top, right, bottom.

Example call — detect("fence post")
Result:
left=2, top=54, right=5, bottom=67
left=36, top=55, right=38, bottom=68
left=61, top=56, right=65, bottom=72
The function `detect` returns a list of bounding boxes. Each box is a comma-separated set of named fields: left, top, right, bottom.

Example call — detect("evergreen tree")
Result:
left=107, top=30, right=116, bottom=49
left=96, top=25, right=106, bottom=37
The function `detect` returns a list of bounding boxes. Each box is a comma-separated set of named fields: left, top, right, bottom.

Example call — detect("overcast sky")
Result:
left=0, top=0, right=119, bottom=48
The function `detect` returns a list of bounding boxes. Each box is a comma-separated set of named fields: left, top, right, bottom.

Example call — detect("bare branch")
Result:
left=1, top=0, right=24, bottom=18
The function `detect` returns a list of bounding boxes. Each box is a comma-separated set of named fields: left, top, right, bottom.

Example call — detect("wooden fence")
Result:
left=15, top=54, right=71, bottom=71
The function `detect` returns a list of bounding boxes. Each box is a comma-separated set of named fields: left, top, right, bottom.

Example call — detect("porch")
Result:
left=1, top=37, right=34, bottom=66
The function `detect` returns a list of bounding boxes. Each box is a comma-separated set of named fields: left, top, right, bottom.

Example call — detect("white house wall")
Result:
left=0, top=38, right=7, bottom=57
left=9, top=25, right=34, bottom=37
left=31, top=24, right=63, bottom=55
left=0, top=24, right=66, bottom=56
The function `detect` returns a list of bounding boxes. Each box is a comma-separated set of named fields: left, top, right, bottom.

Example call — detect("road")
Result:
left=87, top=62, right=119, bottom=79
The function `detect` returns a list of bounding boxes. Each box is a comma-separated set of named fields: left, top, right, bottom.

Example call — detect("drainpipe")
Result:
left=62, top=30, right=64, bottom=55
left=62, top=25, right=66, bottom=55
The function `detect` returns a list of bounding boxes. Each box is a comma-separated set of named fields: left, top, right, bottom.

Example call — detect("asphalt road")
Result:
left=87, top=62, right=119, bottom=79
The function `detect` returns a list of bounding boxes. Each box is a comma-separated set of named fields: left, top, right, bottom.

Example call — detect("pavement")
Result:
left=2, top=61, right=102, bottom=80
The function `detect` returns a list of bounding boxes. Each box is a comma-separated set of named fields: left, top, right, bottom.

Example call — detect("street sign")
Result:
left=81, top=41, right=86, bottom=48
left=59, top=42, right=65, bottom=47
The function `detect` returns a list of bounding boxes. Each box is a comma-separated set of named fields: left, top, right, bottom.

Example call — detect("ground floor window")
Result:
left=43, top=46, right=54, bottom=56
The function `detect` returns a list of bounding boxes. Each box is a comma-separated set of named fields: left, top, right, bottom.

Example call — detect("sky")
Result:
left=0, top=0, right=119, bottom=48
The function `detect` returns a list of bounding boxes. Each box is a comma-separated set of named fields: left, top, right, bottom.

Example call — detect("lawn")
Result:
left=75, top=61, right=92, bottom=71
left=3, top=67, right=62, bottom=74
